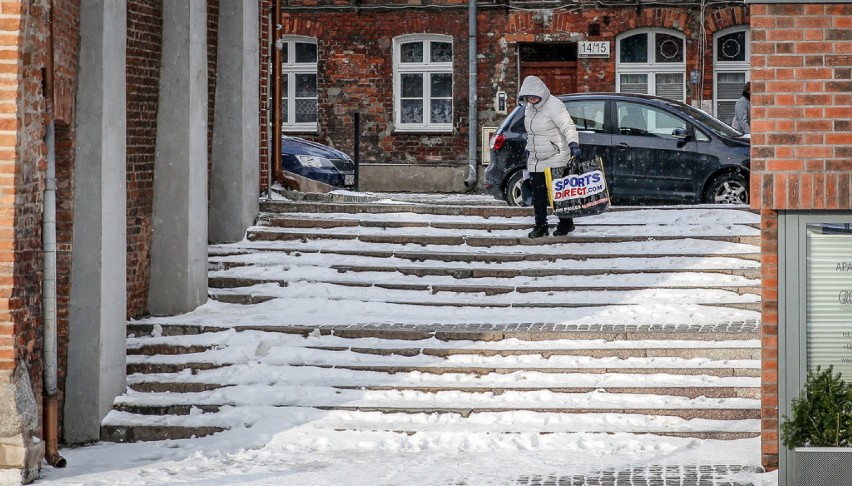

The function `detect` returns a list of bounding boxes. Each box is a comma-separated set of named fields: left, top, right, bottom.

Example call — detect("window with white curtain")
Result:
left=280, top=36, right=318, bottom=132
left=393, top=34, right=454, bottom=132
left=713, top=27, right=750, bottom=124
left=616, top=28, right=686, bottom=102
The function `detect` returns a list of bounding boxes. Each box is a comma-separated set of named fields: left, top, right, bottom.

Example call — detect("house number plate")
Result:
left=578, top=41, right=611, bottom=58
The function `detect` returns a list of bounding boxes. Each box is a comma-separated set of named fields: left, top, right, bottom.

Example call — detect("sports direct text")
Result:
left=551, top=170, right=606, bottom=202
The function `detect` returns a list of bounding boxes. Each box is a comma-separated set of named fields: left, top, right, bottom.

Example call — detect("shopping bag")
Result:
left=545, top=156, right=610, bottom=218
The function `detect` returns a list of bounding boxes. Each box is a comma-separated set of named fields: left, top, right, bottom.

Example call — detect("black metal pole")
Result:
left=354, top=112, right=360, bottom=192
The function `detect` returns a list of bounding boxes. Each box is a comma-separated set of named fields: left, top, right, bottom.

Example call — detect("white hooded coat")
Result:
left=518, top=76, right=579, bottom=173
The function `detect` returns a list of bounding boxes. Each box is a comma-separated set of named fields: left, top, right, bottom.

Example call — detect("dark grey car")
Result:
left=484, top=93, right=751, bottom=206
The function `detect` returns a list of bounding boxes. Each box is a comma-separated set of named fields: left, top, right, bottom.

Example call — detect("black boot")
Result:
left=528, top=225, right=549, bottom=238
left=553, top=219, right=575, bottom=236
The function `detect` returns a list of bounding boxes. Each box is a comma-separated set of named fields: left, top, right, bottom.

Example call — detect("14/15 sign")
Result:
left=579, top=41, right=611, bottom=58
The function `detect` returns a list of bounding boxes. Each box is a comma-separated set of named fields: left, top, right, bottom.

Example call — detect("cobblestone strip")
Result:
left=255, top=321, right=763, bottom=334
left=511, top=465, right=765, bottom=485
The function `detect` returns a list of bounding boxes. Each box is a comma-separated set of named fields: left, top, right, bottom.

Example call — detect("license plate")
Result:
left=344, top=174, right=355, bottom=186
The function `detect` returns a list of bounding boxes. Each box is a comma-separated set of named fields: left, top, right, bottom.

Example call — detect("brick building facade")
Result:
left=261, top=0, right=750, bottom=192
left=749, top=1, right=852, bottom=477
left=1, top=1, right=240, bottom=482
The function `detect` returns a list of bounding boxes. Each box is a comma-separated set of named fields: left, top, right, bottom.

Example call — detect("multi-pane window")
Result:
left=713, top=27, right=750, bottom=124
left=281, top=37, right=318, bottom=131
left=394, top=35, right=453, bottom=131
left=616, top=29, right=686, bottom=102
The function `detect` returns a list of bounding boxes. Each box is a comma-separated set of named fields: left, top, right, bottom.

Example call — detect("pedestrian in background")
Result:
left=732, top=81, right=751, bottom=135
left=517, top=75, right=581, bottom=238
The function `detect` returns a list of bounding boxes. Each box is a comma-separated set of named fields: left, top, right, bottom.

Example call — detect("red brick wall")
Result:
left=268, top=5, right=747, bottom=173
left=10, top=0, right=51, bottom=431
left=0, top=0, right=30, bottom=376
left=750, top=2, right=852, bottom=469
left=207, top=0, right=219, bottom=180
left=259, top=0, right=272, bottom=192
left=126, top=0, right=162, bottom=319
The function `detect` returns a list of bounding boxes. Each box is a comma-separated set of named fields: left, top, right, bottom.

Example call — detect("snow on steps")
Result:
left=104, top=199, right=762, bottom=444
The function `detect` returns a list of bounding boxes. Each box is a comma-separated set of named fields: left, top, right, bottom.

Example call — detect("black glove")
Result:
left=569, top=142, right=582, bottom=160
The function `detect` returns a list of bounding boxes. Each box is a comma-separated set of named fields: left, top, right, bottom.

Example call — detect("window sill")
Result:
left=393, top=127, right=454, bottom=135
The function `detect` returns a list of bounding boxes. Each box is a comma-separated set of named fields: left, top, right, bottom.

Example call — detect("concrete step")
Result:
left=209, top=247, right=760, bottom=262
left=126, top=381, right=758, bottom=399
left=101, top=409, right=759, bottom=442
left=260, top=215, right=761, bottom=232
left=245, top=228, right=761, bottom=247
left=206, top=276, right=760, bottom=295
left=303, top=345, right=760, bottom=360
left=327, top=264, right=761, bottom=280
left=127, top=361, right=758, bottom=378
left=207, top=292, right=762, bottom=313
left=110, top=402, right=759, bottom=422
left=208, top=246, right=763, bottom=263
left=126, top=323, right=761, bottom=341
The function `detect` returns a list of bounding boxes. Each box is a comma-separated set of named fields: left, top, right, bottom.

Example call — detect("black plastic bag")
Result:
left=545, top=156, right=610, bottom=218
left=520, top=177, right=534, bottom=207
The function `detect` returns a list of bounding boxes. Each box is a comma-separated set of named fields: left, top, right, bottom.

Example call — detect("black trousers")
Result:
left=529, top=171, right=573, bottom=228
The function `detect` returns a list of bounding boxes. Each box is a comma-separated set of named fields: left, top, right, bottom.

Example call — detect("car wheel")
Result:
left=503, top=170, right=525, bottom=207
left=705, top=172, right=749, bottom=204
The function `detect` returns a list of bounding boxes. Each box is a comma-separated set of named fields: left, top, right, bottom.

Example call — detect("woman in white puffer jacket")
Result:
left=518, top=75, right=581, bottom=238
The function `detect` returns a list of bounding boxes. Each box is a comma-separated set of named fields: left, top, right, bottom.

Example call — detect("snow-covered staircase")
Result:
left=103, top=196, right=762, bottom=445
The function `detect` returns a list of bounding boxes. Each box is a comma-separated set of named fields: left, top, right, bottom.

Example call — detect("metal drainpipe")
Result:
left=42, top=0, right=66, bottom=468
left=463, top=0, right=478, bottom=189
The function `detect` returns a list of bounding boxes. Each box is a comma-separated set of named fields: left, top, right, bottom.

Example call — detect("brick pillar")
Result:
left=750, top=1, right=852, bottom=474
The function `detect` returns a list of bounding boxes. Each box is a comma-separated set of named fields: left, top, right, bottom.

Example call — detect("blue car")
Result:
left=281, top=136, right=355, bottom=189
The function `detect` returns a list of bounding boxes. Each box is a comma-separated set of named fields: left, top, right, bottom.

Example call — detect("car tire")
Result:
left=503, top=170, right=526, bottom=207
left=704, top=172, right=749, bottom=204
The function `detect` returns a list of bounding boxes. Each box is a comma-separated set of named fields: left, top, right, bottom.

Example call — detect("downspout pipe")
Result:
left=42, top=1, right=66, bottom=468
left=463, top=0, right=478, bottom=189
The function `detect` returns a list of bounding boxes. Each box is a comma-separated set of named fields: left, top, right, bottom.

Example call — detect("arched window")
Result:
left=393, top=34, right=454, bottom=132
left=713, top=27, right=750, bottom=124
left=616, top=28, right=686, bottom=102
left=280, top=36, right=318, bottom=132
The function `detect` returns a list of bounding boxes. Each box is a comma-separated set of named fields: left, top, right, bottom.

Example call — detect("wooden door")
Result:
left=520, top=61, right=578, bottom=96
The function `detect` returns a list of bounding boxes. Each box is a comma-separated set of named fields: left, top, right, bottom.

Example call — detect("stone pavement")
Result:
left=511, top=465, right=765, bottom=485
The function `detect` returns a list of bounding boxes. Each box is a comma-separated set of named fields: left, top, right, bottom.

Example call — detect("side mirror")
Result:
left=672, top=128, right=689, bottom=140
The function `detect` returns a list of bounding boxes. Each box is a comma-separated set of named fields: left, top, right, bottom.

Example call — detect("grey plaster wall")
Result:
left=209, top=0, right=260, bottom=243
left=65, top=0, right=127, bottom=444
left=358, top=164, right=487, bottom=193
left=147, top=0, right=209, bottom=314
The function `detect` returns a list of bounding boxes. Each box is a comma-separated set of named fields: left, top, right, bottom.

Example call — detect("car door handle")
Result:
left=615, top=142, right=629, bottom=150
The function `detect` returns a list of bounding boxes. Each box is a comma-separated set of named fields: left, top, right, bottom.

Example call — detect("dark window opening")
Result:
left=519, top=43, right=578, bottom=62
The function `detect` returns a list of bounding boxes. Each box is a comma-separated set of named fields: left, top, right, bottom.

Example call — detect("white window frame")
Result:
left=713, top=26, right=751, bottom=120
left=280, top=36, right=318, bottom=132
left=393, top=34, right=454, bottom=132
left=615, top=28, right=687, bottom=102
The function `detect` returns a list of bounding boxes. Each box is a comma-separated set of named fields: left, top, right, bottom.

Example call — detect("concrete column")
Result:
left=65, top=0, right=127, bottom=444
left=148, top=0, right=208, bottom=314
left=209, top=0, right=260, bottom=243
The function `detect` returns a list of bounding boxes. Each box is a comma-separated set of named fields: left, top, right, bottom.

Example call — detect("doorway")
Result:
left=519, top=43, right=578, bottom=95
